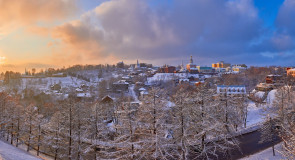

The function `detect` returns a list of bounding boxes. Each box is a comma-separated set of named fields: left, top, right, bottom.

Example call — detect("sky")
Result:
left=0, top=0, right=294, bottom=72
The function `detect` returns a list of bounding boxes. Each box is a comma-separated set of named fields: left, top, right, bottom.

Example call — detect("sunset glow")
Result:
left=0, top=0, right=294, bottom=72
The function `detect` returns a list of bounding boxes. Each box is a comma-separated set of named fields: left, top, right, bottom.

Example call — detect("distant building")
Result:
left=158, top=65, right=176, bottom=73
left=186, top=56, right=198, bottom=74
left=179, top=79, right=189, bottom=85
left=232, top=64, right=247, bottom=72
left=50, top=84, right=61, bottom=91
left=117, top=61, right=124, bottom=68
left=112, top=80, right=129, bottom=93
left=101, top=95, right=115, bottom=104
left=212, top=61, right=231, bottom=70
left=255, top=83, right=273, bottom=92
left=265, top=75, right=283, bottom=84
left=135, top=60, right=140, bottom=69
left=287, top=68, right=295, bottom=77
left=197, top=66, right=215, bottom=73
left=217, top=85, right=246, bottom=96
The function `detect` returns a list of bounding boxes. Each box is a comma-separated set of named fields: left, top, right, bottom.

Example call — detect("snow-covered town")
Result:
left=1, top=0, right=295, bottom=160
left=0, top=56, right=294, bottom=160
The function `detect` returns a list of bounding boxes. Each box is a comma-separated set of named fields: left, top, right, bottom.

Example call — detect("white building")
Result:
left=217, top=85, right=246, bottom=95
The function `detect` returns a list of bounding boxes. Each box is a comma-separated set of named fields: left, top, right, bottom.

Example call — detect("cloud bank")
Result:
left=1, top=0, right=295, bottom=67
left=52, top=0, right=271, bottom=65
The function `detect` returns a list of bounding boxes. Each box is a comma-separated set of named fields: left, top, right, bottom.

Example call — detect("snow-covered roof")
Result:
left=122, top=76, right=130, bottom=79
left=138, top=88, right=146, bottom=91
left=140, top=91, right=149, bottom=95
left=52, top=73, right=64, bottom=76
left=217, top=85, right=245, bottom=88
left=75, top=88, right=83, bottom=92
left=179, top=78, right=189, bottom=82
left=113, top=80, right=129, bottom=85
left=77, top=92, right=91, bottom=98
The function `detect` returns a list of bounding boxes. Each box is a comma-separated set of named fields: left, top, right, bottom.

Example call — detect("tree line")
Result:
left=0, top=82, right=250, bottom=160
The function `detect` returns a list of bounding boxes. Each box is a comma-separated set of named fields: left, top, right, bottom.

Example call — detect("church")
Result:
left=186, top=56, right=198, bottom=74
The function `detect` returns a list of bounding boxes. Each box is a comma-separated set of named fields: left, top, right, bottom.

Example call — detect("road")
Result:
left=202, top=130, right=281, bottom=160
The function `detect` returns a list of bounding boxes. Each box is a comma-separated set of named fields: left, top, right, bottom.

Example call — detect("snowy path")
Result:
left=129, top=84, right=139, bottom=102
left=0, top=140, right=41, bottom=160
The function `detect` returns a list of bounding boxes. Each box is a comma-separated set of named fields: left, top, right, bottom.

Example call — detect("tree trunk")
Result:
left=27, top=116, right=32, bottom=152
left=37, top=108, right=41, bottom=156
left=272, top=145, right=275, bottom=156
left=69, top=104, right=72, bottom=160
left=16, top=118, right=20, bottom=147
left=10, top=122, right=13, bottom=145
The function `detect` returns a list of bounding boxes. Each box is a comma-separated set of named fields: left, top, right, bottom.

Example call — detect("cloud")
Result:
left=0, top=0, right=78, bottom=35
left=276, top=0, right=295, bottom=36
left=251, top=0, right=295, bottom=65
left=52, top=0, right=264, bottom=65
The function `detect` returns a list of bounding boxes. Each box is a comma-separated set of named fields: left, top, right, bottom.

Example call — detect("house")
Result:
left=265, top=75, right=283, bottom=84
left=112, top=80, right=129, bottom=93
left=217, top=85, right=246, bottom=96
left=140, top=90, right=149, bottom=99
left=50, top=84, right=61, bottom=91
left=179, top=79, right=189, bottom=85
left=101, top=95, right=115, bottom=104
left=197, top=66, right=215, bottom=73
left=212, top=61, right=231, bottom=69
left=75, top=88, right=84, bottom=93
left=51, top=73, right=67, bottom=77
left=80, top=84, right=88, bottom=90
left=77, top=92, right=92, bottom=98
left=255, top=83, right=273, bottom=92
left=287, top=68, right=295, bottom=77
left=232, top=64, right=247, bottom=72
left=138, top=88, right=146, bottom=92
left=117, top=61, right=124, bottom=68
left=158, top=65, right=176, bottom=73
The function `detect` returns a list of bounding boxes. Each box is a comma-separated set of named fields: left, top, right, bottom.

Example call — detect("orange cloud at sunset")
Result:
left=0, top=0, right=77, bottom=25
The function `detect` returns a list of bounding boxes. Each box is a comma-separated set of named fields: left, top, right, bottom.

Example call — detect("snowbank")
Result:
left=0, top=140, right=42, bottom=160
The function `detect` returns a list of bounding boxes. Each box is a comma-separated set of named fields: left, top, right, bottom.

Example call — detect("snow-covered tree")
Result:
left=23, top=104, right=39, bottom=152
left=259, top=116, right=278, bottom=156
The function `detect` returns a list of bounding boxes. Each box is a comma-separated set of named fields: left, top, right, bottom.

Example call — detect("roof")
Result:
left=267, top=74, right=282, bottom=77
left=102, top=95, right=115, bottom=100
left=77, top=93, right=91, bottom=98
left=199, top=67, right=213, bottom=70
left=75, top=88, right=83, bottom=92
left=217, top=85, right=246, bottom=88
left=138, top=88, right=146, bottom=91
left=113, top=80, right=129, bottom=85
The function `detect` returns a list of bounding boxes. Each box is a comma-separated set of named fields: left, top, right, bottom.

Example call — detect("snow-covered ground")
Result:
left=0, top=140, right=42, bottom=160
left=246, top=102, right=265, bottom=127
left=19, top=76, right=98, bottom=97
left=241, top=143, right=286, bottom=160
left=245, top=89, right=277, bottom=128
left=147, top=73, right=199, bottom=84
